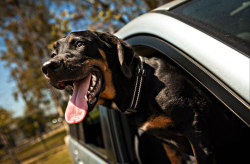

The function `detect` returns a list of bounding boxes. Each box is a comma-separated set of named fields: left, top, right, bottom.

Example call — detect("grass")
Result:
left=0, top=128, right=72, bottom=164
left=23, top=145, right=72, bottom=164
left=19, top=130, right=67, bottom=161
left=34, top=145, right=71, bottom=164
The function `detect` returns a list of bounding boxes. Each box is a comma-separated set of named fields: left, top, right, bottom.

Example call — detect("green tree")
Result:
left=0, top=0, right=70, bottom=117
left=60, top=0, right=173, bottom=32
left=18, top=109, right=47, bottom=138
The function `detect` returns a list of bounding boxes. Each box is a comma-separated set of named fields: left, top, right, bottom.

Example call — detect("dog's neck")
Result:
left=112, top=56, right=146, bottom=113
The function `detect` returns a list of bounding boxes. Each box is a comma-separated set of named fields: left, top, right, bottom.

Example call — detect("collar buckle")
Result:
left=136, top=67, right=146, bottom=77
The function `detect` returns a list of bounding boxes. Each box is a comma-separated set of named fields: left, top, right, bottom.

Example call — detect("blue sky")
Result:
left=0, top=36, right=25, bottom=117
left=0, top=59, right=25, bottom=117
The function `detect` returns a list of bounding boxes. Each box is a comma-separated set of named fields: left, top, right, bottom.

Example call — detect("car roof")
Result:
left=115, top=10, right=250, bottom=105
left=153, top=0, right=190, bottom=11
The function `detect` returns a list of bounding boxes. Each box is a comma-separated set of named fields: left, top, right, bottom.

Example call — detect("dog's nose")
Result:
left=42, top=60, right=62, bottom=76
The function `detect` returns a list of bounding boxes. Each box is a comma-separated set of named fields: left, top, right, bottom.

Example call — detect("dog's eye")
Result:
left=76, top=41, right=84, bottom=47
left=51, top=53, right=56, bottom=58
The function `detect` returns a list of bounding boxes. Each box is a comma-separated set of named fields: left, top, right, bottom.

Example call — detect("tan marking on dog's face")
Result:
left=53, top=42, right=57, bottom=49
left=98, top=48, right=106, bottom=60
left=97, top=98, right=105, bottom=105
left=100, top=67, right=115, bottom=99
left=68, top=37, right=74, bottom=44
left=83, top=55, right=116, bottom=100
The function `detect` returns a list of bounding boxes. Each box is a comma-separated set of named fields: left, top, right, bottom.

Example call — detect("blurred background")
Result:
left=0, top=0, right=173, bottom=163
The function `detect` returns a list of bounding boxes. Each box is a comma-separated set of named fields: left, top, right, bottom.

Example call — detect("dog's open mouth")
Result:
left=63, top=70, right=103, bottom=124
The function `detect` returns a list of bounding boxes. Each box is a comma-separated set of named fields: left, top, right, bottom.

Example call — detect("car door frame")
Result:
left=124, top=34, right=250, bottom=127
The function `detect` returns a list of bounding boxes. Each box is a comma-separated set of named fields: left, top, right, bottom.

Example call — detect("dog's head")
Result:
left=42, top=30, right=134, bottom=124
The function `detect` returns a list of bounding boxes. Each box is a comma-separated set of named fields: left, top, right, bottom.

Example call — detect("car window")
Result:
left=172, top=0, right=250, bottom=56
left=69, top=106, right=107, bottom=157
left=126, top=35, right=250, bottom=126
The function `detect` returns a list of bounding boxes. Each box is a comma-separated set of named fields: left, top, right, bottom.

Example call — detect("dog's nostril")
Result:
left=42, top=60, right=62, bottom=75
left=42, top=61, right=50, bottom=75
left=42, top=65, right=48, bottom=75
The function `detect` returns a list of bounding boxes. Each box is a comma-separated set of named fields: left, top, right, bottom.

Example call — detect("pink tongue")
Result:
left=65, top=74, right=91, bottom=124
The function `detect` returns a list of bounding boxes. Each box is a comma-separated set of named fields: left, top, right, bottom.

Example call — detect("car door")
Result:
left=67, top=105, right=137, bottom=164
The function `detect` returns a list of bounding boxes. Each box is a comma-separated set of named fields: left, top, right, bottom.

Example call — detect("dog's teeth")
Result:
left=92, top=75, right=97, bottom=81
left=90, top=86, right=94, bottom=91
left=87, top=91, right=90, bottom=94
left=92, top=81, right=96, bottom=86
left=85, top=95, right=88, bottom=101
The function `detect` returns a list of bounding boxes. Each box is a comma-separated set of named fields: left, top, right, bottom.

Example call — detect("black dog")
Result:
left=42, top=30, right=249, bottom=164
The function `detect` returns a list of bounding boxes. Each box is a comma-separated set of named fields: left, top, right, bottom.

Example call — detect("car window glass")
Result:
left=82, top=107, right=107, bottom=155
left=172, top=0, right=250, bottom=55
left=174, top=0, right=250, bottom=42
left=68, top=106, right=107, bottom=156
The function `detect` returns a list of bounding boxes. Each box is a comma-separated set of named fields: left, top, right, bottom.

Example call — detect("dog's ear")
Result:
left=116, top=39, right=134, bottom=78
left=95, top=31, right=134, bottom=78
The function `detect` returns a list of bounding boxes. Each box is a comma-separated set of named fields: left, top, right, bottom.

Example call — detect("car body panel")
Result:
left=67, top=135, right=108, bottom=164
left=153, top=0, right=190, bottom=11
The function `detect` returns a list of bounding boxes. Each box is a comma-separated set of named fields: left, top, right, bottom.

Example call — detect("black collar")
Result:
left=125, top=56, right=146, bottom=114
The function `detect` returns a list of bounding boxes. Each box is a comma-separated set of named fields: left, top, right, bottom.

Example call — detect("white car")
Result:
left=67, top=0, right=250, bottom=163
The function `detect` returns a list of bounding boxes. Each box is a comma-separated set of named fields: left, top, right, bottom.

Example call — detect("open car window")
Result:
left=126, top=35, right=250, bottom=126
